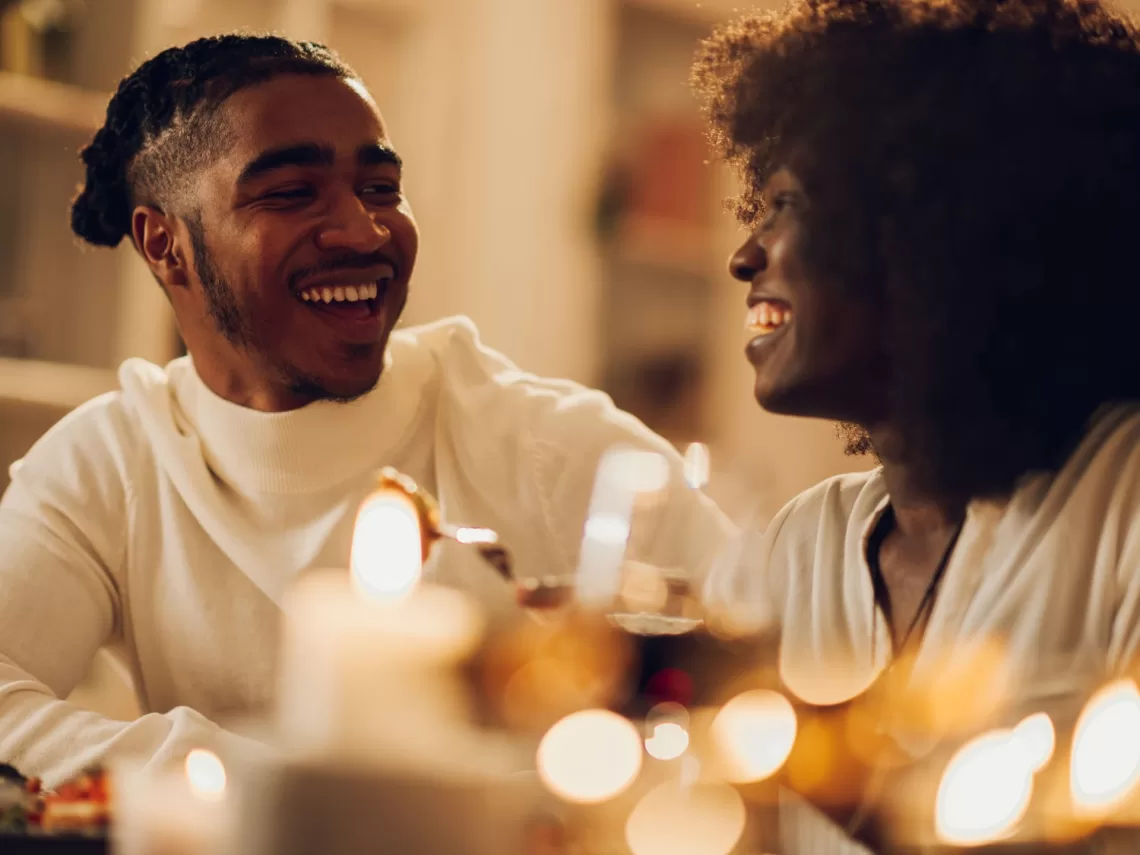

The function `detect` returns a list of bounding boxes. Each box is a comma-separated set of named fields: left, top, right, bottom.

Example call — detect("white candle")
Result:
left=276, top=484, right=485, bottom=768
left=112, top=751, right=229, bottom=855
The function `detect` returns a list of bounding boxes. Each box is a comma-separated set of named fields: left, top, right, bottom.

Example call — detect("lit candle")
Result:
left=276, top=476, right=485, bottom=767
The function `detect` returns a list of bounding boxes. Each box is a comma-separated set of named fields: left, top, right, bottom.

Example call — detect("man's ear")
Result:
left=131, top=205, right=191, bottom=290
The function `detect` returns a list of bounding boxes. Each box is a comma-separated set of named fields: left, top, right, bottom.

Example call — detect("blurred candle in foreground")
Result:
left=625, top=780, right=745, bottom=855
left=1070, top=678, right=1140, bottom=815
left=537, top=709, right=642, bottom=803
left=277, top=480, right=483, bottom=764
left=113, top=751, right=229, bottom=855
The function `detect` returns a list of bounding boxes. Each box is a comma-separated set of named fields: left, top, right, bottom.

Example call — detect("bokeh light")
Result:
left=936, top=729, right=1034, bottom=845
left=625, top=781, right=746, bottom=855
left=184, top=749, right=227, bottom=802
left=645, top=723, right=689, bottom=761
left=1010, top=712, right=1055, bottom=774
left=1071, top=679, right=1140, bottom=814
left=711, top=690, right=797, bottom=783
left=537, top=709, right=643, bottom=803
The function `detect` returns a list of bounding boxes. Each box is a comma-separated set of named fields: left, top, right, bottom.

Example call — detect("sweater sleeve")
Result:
left=0, top=396, right=254, bottom=784
left=429, top=317, right=736, bottom=590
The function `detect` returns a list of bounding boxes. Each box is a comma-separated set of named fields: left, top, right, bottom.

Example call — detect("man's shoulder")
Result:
left=397, top=314, right=630, bottom=429
left=8, top=356, right=182, bottom=486
left=6, top=387, right=144, bottom=491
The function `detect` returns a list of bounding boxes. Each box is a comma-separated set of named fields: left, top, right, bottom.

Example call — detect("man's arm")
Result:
left=0, top=398, right=252, bottom=784
left=429, top=317, right=737, bottom=593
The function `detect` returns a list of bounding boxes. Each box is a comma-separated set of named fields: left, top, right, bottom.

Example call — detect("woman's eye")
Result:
left=760, top=192, right=800, bottom=229
left=770, top=192, right=799, bottom=212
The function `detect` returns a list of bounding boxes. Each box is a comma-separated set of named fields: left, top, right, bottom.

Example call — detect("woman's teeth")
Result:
left=746, top=301, right=793, bottom=336
left=299, top=283, right=380, bottom=304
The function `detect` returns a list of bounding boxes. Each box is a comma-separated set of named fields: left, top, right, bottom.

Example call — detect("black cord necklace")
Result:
left=868, top=507, right=965, bottom=664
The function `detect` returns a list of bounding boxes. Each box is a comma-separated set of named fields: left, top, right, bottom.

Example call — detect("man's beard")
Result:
left=185, top=217, right=374, bottom=404
left=186, top=215, right=250, bottom=347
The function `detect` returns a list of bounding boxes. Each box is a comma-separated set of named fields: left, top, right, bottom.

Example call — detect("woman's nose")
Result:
left=729, top=233, right=768, bottom=283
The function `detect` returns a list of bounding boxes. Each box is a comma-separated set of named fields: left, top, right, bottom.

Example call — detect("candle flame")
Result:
left=1070, top=678, right=1140, bottom=815
left=350, top=489, right=424, bottom=600
left=537, top=709, right=642, bottom=804
left=711, top=689, right=797, bottom=783
left=184, top=749, right=226, bottom=801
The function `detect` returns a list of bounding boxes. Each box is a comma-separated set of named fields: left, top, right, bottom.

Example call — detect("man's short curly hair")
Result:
left=71, top=34, right=355, bottom=249
left=694, top=0, right=1140, bottom=499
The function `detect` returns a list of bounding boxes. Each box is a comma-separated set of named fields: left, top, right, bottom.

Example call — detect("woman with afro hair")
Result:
left=697, top=0, right=1140, bottom=848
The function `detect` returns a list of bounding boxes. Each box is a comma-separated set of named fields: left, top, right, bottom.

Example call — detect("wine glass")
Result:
left=517, top=443, right=710, bottom=635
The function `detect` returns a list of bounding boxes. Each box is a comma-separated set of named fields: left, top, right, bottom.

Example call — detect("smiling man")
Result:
left=0, top=35, right=732, bottom=783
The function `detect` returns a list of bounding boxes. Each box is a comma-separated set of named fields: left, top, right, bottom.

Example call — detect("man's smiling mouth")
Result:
left=296, top=261, right=395, bottom=306
left=298, top=281, right=381, bottom=304
left=293, top=262, right=396, bottom=320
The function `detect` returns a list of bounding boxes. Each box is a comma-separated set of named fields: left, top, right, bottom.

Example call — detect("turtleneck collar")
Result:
left=169, top=342, right=435, bottom=496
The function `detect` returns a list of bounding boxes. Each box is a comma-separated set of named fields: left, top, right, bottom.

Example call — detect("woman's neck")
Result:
left=869, top=424, right=966, bottom=536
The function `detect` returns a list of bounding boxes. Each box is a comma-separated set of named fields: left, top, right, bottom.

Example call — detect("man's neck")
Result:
left=186, top=343, right=313, bottom=413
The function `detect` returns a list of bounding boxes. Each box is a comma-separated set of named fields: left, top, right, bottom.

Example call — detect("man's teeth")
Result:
left=746, top=301, right=793, bottom=335
left=299, top=282, right=381, bottom=304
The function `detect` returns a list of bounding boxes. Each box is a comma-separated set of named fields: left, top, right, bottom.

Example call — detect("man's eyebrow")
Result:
left=236, top=143, right=334, bottom=185
left=357, top=142, right=402, bottom=170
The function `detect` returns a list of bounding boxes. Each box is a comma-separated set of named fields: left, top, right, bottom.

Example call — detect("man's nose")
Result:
left=316, top=199, right=391, bottom=254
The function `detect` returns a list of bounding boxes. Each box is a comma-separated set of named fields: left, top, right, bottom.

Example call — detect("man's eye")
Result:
left=263, top=188, right=313, bottom=201
left=362, top=183, right=400, bottom=196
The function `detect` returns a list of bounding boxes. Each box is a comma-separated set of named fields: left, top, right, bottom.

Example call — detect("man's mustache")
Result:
left=287, top=252, right=396, bottom=290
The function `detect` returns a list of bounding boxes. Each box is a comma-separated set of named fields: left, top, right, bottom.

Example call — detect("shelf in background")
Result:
left=0, top=71, right=108, bottom=136
left=0, top=357, right=116, bottom=412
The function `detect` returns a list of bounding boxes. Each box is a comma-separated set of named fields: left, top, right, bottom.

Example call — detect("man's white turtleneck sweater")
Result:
left=0, top=316, right=733, bottom=783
